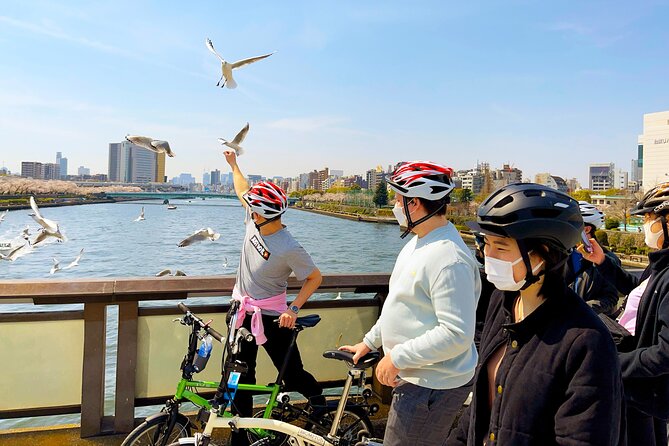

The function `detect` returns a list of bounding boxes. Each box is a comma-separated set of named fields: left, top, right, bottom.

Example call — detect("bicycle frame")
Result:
left=188, top=367, right=367, bottom=446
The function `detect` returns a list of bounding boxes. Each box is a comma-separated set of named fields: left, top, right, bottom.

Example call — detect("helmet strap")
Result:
left=661, top=215, right=669, bottom=250
left=253, top=214, right=280, bottom=231
left=517, top=240, right=542, bottom=290
left=400, top=195, right=447, bottom=239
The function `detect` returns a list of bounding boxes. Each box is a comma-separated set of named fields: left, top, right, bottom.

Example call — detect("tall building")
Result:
left=56, top=152, right=68, bottom=179
left=203, top=171, right=211, bottom=186
left=108, top=141, right=158, bottom=183
left=614, top=169, right=629, bottom=190
left=589, top=163, right=615, bottom=191
left=460, top=170, right=484, bottom=194
left=43, top=163, right=60, bottom=180
left=639, top=111, right=669, bottom=191
left=247, top=174, right=263, bottom=185
left=155, top=152, right=166, bottom=183
left=21, top=161, right=43, bottom=179
left=365, top=168, right=385, bottom=191
left=210, top=169, right=221, bottom=185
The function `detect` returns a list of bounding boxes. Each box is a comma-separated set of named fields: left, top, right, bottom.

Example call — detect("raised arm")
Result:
left=224, top=151, right=250, bottom=207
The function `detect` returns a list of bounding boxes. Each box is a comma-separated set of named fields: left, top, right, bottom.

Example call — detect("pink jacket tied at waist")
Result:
left=232, top=290, right=288, bottom=345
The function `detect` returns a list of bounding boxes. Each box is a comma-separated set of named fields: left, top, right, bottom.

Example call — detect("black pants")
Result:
left=230, top=314, right=323, bottom=446
left=626, top=406, right=667, bottom=446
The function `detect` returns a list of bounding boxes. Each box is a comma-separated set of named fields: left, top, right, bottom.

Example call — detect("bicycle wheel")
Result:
left=309, top=408, right=374, bottom=445
left=122, top=412, right=191, bottom=446
left=246, top=409, right=289, bottom=446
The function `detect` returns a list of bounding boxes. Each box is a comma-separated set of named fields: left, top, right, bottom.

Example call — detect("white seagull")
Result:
left=50, top=258, right=61, bottom=275
left=205, top=38, right=274, bottom=89
left=156, top=269, right=172, bottom=277
left=0, top=243, right=28, bottom=261
left=62, top=248, right=84, bottom=270
left=218, top=123, right=249, bottom=156
left=125, top=135, right=175, bottom=157
left=222, top=257, right=229, bottom=269
left=178, top=228, right=220, bottom=247
left=0, top=210, right=7, bottom=223
left=20, top=226, right=31, bottom=243
left=134, top=206, right=145, bottom=222
left=29, top=196, right=65, bottom=244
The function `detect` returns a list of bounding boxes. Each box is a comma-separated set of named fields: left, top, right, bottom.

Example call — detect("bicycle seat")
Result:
left=322, top=350, right=381, bottom=369
left=296, top=314, right=320, bottom=328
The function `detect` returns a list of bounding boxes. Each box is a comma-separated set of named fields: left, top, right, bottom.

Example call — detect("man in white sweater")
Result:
left=341, top=161, right=481, bottom=445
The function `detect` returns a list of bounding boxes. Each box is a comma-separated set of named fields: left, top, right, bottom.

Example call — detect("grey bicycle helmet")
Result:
left=467, top=183, right=583, bottom=252
left=631, top=182, right=669, bottom=216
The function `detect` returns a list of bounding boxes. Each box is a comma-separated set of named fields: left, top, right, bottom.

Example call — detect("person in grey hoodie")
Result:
left=340, top=160, right=481, bottom=446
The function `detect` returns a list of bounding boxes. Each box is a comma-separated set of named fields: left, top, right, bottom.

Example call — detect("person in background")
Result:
left=448, top=183, right=623, bottom=446
left=340, top=161, right=481, bottom=446
left=472, top=231, right=495, bottom=350
left=566, top=201, right=620, bottom=316
left=581, top=182, right=669, bottom=445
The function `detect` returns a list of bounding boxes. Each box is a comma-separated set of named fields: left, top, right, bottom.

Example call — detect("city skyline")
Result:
left=1, top=2, right=668, bottom=185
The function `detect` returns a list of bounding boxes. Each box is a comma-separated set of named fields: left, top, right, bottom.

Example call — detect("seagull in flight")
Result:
left=218, top=123, right=249, bottom=156
left=62, top=249, right=84, bottom=270
left=134, top=206, right=145, bottom=222
left=205, top=38, right=274, bottom=89
left=50, top=258, right=61, bottom=275
left=0, top=210, right=7, bottom=223
left=178, top=228, right=220, bottom=247
left=29, top=196, right=65, bottom=244
left=222, top=257, right=229, bottom=269
left=126, top=135, right=175, bottom=157
left=0, top=243, right=28, bottom=261
left=20, top=226, right=31, bottom=243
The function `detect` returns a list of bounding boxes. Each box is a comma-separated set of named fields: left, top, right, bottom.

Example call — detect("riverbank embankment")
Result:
left=0, top=197, right=143, bottom=212
left=291, top=206, right=648, bottom=268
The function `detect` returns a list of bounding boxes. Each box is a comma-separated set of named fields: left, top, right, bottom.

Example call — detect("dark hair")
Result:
left=522, top=238, right=569, bottom=297
left=416, top=197, right=448, bottom=216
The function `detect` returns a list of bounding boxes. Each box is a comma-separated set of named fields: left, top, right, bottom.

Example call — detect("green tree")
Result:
left=373, top=181, right=388, bottom=207
left=570, top=190, right=592, bottom=202
left=350, top=184, right=361, bottom=191
left=453, top=188, right=473, bottom=203
left=604, top=217, right=621, bottom=230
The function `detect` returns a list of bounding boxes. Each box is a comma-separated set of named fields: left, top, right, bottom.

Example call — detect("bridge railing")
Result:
left=0, top=273, right=389, bottom=437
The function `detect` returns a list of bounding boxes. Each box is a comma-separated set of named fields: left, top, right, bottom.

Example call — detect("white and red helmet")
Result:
left=578, top=201, right=605, bottom=229
left=243, top=181, right=288, bottom=219
left=388, top=161, right=455, bottom=200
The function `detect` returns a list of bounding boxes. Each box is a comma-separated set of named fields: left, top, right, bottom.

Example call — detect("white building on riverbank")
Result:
left=639, top=111, right=669, bottom=191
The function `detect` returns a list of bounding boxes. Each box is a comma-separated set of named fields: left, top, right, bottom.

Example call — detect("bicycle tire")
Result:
left=307, top=407, right=374, bottom=445
left=121, top=412, right=192, bottom=446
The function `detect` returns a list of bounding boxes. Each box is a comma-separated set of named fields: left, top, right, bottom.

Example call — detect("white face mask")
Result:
left=392, top=201, right=415, bottom=228
left=644, top=217, right=663, bottom=249
left=484, top=252, right=544, bottom=292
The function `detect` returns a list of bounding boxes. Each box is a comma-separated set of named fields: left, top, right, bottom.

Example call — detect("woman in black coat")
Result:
left=582, top=182, right=669, bottom=446
left=448, top=183, right=624, bottom=446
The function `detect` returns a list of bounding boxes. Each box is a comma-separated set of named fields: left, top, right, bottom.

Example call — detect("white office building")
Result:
left=639, top=111, right=669, bottom=191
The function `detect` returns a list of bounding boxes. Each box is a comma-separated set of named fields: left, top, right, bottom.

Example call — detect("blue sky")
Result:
left=1, top=1, right=667, bottom=185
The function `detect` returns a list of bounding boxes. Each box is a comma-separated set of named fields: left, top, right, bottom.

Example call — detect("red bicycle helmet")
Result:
left=243, top=181, right=288, bottom=219
left=388, top=161, right=455, bottom=201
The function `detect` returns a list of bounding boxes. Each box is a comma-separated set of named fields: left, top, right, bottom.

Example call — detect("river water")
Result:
left=0, top=199, right=412, bottom=429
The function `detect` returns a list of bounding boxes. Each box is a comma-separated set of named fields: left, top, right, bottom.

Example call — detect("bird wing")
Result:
left=178, top=229, right=205, bottom=247
left=174, top=270, right=187, bottom=276
left=156, top=269, right=172, bottom=277
left=232, top=123, right=250, bottom=145
left=217, top=138, right=229, bottom=145
left=32, top=230, right=49, bottom=246
left=126, top=135, right=156, bottom=152
left=140, top=207, right=144, bottom=218
left=6, top=243, right=26, bottom=261
left=29, top=197, right=58, bottom=232
left=205, top=38, right=225, bottom=62
left=64, top=249, right=84, bottom=269
left=230, top=52, right=275, bottom=69
left=50, top=258, right=60, bottom=274
left=151, top=140, right=174, bottom=157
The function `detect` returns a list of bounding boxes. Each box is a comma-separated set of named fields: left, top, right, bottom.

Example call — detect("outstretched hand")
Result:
left=577, top=237, right=606, bottom=265
left=223, top=150, right=238, bottom=168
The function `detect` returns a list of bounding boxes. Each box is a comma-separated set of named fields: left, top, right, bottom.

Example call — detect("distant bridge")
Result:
left=104, top=191, right=299, bottom=204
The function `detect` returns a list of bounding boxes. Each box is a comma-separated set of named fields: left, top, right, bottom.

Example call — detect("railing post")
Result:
left=115, top=301, right=138, bottom=433
left=80, top=303, right=107, bottom=437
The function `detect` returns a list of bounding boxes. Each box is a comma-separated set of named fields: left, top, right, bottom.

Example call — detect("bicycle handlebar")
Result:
left=177, top=302, right=224, bottom=343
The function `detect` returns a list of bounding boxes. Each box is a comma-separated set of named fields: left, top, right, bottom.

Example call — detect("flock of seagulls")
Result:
left=124, top=38, right=272, bottom=165
left=2, top=38, right=275, bottom=280
left=0, top=197, right=84, bottom=273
